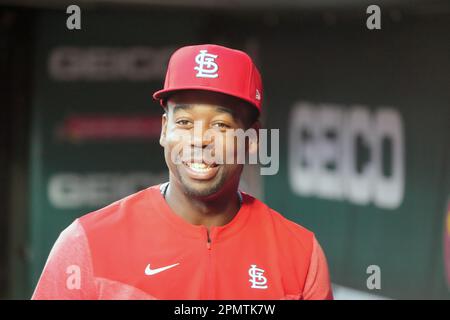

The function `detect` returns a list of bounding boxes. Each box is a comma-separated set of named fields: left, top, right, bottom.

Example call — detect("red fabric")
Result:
left=32, top=184, right=333, bottom=300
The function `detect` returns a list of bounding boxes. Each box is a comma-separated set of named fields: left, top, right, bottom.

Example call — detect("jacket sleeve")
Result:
left=302, top=236, right=334, bottom=300
left=31, top=219, right=98, bottom=300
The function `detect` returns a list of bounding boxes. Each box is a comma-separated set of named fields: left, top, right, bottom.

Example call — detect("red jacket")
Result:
left=32, top=184, right=333, bottom=300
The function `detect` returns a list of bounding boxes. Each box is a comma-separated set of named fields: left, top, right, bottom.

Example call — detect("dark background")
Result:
left=0, top=0, right=449, bottom=299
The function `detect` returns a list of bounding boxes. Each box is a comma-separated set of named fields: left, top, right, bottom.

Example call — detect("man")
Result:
left=32, top=44, right=333, bottom=300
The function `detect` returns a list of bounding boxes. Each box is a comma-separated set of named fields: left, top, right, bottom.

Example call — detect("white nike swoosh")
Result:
left=145, top=263, right=179, bottom=276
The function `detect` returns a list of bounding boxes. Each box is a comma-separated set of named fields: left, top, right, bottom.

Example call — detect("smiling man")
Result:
left=32, top=44, right=333, bottom=300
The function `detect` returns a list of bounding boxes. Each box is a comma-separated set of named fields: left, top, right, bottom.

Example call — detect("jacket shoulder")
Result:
left=78, top=184, right=160, bottom=232
left=243, top=192, right=315, bottom=250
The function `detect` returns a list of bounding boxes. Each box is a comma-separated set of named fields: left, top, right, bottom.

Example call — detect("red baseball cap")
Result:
left=153, top=44, right=263, bottom=113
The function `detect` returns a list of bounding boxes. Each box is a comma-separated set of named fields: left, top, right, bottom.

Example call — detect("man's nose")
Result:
left=190, top=121, right=213, bottom=148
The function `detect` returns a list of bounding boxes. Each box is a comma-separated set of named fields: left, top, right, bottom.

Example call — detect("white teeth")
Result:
left=190, top=163, right=207, bottom=169
left=186, top=162, right=211, bottom=172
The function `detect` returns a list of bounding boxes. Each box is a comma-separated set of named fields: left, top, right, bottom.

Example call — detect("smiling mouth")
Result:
left=182, top=161, right=219, bottom=173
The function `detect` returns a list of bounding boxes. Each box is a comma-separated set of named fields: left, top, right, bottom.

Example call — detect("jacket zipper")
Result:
left=206, top=228, right=213, bottom=299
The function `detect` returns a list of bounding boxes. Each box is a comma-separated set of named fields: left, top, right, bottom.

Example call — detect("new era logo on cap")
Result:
left=153, top=44, right=263, bottom=113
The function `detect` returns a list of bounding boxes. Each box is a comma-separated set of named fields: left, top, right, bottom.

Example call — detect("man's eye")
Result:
left=212, top=122, right=231, bottom=129
left=176, top=120, right=191, bottom=126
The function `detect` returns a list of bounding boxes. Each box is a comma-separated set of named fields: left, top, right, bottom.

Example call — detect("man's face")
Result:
left=160, top=90, right=258, bottom=198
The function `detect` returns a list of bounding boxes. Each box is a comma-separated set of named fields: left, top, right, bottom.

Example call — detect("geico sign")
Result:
left=48, top=46, right=174, bottom=81
left=288, top=102, right=404, bottom=209
left=47, top=172, right=167, bottom=209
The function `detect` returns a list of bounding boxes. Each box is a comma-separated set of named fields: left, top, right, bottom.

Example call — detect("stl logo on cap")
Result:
left=194, top=49, right=219, bottom=78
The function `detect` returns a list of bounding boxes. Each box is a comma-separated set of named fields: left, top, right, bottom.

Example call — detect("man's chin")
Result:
left=179, top=175, right=225, bottom=198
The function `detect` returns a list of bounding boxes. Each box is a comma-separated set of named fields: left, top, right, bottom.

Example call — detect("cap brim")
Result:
left=153, top=86, right=260, bottom=113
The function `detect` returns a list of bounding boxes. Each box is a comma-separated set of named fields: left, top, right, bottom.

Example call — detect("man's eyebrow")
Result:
left=214, top=106, right=236, bottom=117
left=172, top=104, right=236, bottom=117
left=172, top=104, right=192, bottom=113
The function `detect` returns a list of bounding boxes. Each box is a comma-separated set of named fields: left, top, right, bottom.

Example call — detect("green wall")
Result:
left=26, top=9, right=450, bottom=299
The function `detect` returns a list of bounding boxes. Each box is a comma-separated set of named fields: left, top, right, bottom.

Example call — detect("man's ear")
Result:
left=247, top=120, right=260, bottom=155
left=159, top=113, right=168, bottom=147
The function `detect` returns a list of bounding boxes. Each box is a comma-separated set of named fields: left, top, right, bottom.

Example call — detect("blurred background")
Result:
left=0, top=0, right=449, bottom=299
